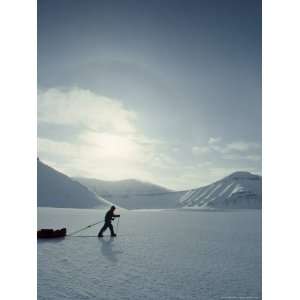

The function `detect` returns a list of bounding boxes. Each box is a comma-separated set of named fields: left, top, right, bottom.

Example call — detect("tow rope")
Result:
left=67, top=219, right=105, bottom=236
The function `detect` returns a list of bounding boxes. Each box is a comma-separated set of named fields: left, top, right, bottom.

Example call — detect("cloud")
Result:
left=38, top=87, right=137, bottom=134
left=37, top=87, right=173, bottom=182
left=192, top=146, right=210, bottom=155
left=38, top=136, right=156, bottom=180
left=208, top=137, right=222, bottom=144
left=37, top=88, right=261, bottom=190
left=225, top=141, right=260, bottom=153
left=222, top=153, right=261, bottom=161
left=192, top=137, right=261, bottom=161
left=197, top=161, right=212, bottom=168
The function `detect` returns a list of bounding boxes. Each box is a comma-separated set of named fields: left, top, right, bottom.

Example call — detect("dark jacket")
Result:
left=105, top=209, right=120, bottom=223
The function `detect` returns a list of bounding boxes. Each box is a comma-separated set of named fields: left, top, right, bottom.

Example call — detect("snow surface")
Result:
left=38, top=208, right=261, bottom=300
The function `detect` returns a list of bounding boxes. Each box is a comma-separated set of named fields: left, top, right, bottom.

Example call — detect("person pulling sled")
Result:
left=98, top=206, right=120, bottom=237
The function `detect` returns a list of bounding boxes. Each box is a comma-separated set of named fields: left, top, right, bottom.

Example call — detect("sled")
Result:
left=37, top=228, right=67, bottom=239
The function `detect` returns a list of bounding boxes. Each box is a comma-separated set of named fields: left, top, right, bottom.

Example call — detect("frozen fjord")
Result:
left=38, top=208, right=261, bottom=300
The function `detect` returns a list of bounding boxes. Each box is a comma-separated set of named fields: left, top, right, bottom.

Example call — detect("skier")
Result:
left=98, top=206, right=120, bottom=237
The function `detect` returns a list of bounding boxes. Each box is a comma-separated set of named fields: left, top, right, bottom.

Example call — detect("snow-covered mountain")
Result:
left=75, top=177, right=184, bottom=209
left=179, top=172, right=262, bottom=209
left=76, top=172, right=262, bottom=210
left=37, top=159, right=108, bottom=208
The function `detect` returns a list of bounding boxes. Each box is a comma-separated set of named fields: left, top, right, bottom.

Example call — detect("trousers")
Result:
left=98, top=222, right=115, bottom=236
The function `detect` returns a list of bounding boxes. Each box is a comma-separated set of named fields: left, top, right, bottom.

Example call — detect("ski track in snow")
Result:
left=38, top=208, right=261, bottom=300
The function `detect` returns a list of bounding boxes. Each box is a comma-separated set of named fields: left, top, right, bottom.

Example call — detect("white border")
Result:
left=1, top=0, right=300, bottom=299
left=263, top=0, right=300, bottom=299
left=0, top=0, right=37, bottom=299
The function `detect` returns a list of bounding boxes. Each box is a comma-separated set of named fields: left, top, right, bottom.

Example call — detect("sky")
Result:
left=37, top=0, right=261, bottom=190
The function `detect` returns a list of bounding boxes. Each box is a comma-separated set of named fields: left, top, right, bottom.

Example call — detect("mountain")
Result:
left=179, top=172, right=262, bottom=209
left=74, top=177, right=184, bottom=209
left=37, top=159, right=108, bottom=208
left=75, top=172, right=262, bottom=210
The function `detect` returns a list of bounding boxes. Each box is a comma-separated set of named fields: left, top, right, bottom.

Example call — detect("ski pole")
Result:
left=116, top=217, right=120, bottom=235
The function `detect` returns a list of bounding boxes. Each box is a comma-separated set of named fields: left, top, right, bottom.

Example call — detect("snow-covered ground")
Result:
left=38, top=208, right=261, bottom=300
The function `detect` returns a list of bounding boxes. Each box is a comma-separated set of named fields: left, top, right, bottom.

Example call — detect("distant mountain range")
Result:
left=179, top=172, right=262, bottom=209
left=74, top=177, right=183, bottom=209
left=37, top=159, right=108, bottom=208
left=37, top=160, right=261, bottom=210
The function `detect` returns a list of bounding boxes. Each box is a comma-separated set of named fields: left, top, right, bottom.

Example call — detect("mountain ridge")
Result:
left=37, top=159, right=108, bottom=208
left=74, top=176, right=179, bottom=209
left=37, top=159, right=261, bottom=210
left=179, top=172, right=261, bottom=209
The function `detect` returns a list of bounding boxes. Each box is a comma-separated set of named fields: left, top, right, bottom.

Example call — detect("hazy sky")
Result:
left=38, top=0, right=261, bottom=190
